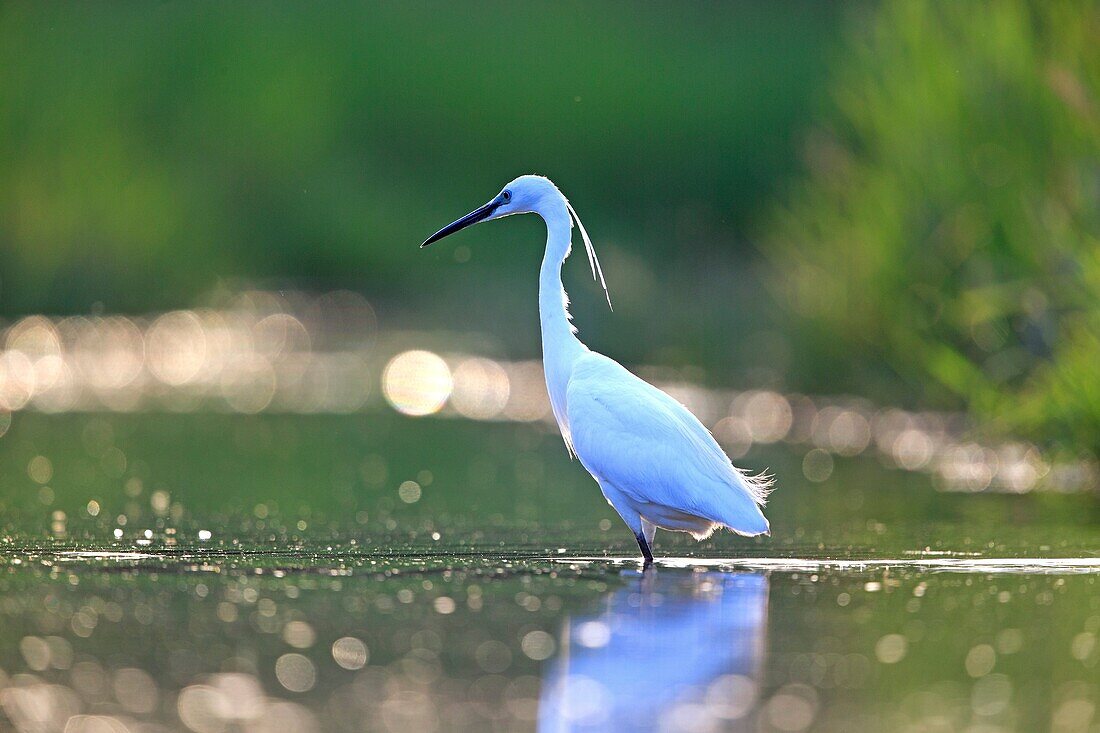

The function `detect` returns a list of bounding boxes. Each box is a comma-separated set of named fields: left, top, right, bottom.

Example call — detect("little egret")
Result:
left=422, top=175, right=772, bottom=564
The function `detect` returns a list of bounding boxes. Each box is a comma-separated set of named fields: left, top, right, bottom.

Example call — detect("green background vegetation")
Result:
left=2, top=1, right=1099, bottom=452
left=767, top=1, right=1100, bottom=452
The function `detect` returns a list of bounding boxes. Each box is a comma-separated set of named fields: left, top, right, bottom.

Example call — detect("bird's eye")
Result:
left=501, top=190, right=512, bottom=202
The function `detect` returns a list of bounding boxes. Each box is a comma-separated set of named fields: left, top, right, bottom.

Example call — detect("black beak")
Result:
left=421, top=198, right=501, bottom=248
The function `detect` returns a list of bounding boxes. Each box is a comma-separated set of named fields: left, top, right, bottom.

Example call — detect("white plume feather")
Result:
left=565, top=199, right=612, bottom=310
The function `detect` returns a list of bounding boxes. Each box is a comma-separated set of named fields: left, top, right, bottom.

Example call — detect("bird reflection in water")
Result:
left=539, top=571, right=769, bottom=732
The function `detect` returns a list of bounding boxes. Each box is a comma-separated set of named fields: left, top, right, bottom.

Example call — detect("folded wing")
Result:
left=566, top=354, right=771, bottom=536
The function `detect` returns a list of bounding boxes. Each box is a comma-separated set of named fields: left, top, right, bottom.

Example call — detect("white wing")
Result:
left=566, top=353, right=771, bottom=536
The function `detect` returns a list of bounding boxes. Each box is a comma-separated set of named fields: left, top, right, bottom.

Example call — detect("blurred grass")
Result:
left=764, top=1, right=1100, bottom=451
left=3, top=2, right=1100, bottom=452
left=0, top=2, right=836, bottom=315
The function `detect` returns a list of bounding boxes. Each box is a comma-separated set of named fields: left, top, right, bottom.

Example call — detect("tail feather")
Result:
left=735, top=467, right=774, bottom=507
left=727, top=511, right=770, bottom=538
left=717, top=471, right=772, bottom=537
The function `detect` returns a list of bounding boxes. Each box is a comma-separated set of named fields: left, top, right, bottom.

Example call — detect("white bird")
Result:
left=422, top=175, right=772, bottom=564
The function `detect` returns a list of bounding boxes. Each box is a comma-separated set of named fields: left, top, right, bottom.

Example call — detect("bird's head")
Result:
left=420, top=174, right=612, bottom=308
left=420, top=175, right=562, bottom=247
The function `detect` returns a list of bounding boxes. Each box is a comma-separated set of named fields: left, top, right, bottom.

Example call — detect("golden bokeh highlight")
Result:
left=450, top=358, right=511, bottom=420
left=0, top=289, right=1085, bottom=494
left=382, top=350, right=453, bottom=416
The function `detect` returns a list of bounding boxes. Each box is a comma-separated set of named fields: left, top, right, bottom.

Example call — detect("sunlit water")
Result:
left=0, top=291, right=1093, bottom=494
left=2, top=548, right=1098, bottom=732
left=0, top=291, right=1095, bottom=733
left=0, top=408, right=1097, bottom=732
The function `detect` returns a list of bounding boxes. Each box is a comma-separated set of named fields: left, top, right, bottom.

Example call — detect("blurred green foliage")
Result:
left=766, top=1, right=1100, bottom=450
left=0, top=1, right=836, bottom=323
left=5, top=2, right=1099, bottom=451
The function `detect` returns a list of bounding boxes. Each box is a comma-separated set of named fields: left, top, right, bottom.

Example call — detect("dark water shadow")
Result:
left=539, top=570, right=768, bottom=732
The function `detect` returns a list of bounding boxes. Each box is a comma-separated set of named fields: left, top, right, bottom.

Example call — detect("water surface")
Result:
left=0, top=412, right=1097, bottom=732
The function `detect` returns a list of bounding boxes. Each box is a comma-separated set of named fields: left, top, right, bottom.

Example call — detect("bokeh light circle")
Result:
left=382, top=350, right=453, bottom=416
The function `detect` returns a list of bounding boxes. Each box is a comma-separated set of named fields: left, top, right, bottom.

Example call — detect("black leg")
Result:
left=634, top=531, right=654, bottom=568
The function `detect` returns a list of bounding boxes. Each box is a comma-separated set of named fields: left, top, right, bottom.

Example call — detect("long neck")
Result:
left=538, top=200, right=588, bottom=369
